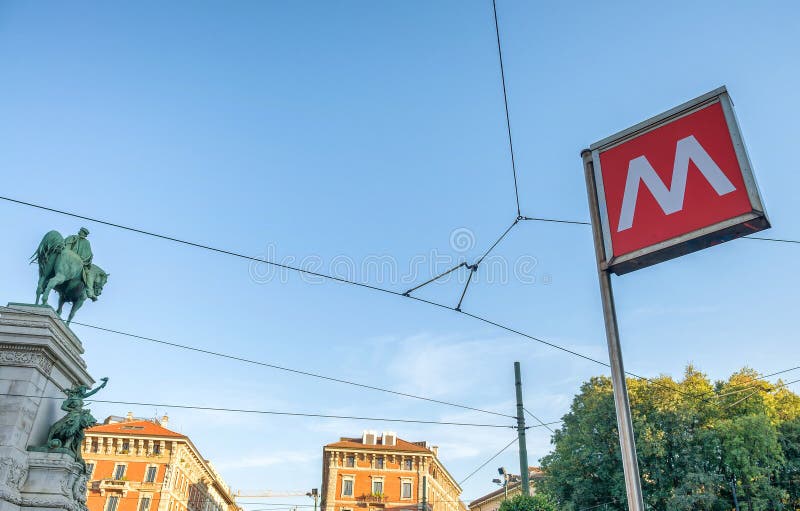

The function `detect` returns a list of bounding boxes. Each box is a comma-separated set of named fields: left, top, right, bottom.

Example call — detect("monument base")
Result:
left=0, top=452, right=88, bottom=511
left=0, top=304, right=94, bottom=511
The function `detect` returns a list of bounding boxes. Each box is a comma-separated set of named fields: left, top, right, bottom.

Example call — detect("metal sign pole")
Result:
left=581, top=150, right=645, bottom=511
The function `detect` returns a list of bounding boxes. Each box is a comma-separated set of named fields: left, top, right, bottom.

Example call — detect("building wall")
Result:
left=82, top=424, right=237, bottom=511
left=321, top=443, right=463, bottom=511
left=83, top=435, right=173, bottom=511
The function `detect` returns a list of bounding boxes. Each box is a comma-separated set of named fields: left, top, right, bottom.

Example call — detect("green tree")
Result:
left=776, top=417, right=800, bottom=509
left=540, top=367, right=797, bottom=511
left=498, top=493, right=558, bottom=511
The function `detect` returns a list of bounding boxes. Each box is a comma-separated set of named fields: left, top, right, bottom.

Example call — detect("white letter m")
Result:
left=616, top=135, right=736, bottom=232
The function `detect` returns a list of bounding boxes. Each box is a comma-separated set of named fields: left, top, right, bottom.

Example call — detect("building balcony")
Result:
left=357, top=494, right=387, bottom=505
left=93, top=479, right=131, bottom=496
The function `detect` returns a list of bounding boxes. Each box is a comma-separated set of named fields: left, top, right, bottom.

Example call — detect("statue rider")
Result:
left=64, top=227, right=96, bottom=301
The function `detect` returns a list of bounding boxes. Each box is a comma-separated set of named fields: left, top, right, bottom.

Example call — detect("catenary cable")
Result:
left=0, top=199, right=793, bottom=405
left=711, top=366, right=800, bottom=399
left=0, top=304, right=514, bottom=420
left=722, top=377, right=800, bottom=410
left=490, top=0, right=522, bottom=216
left=0, top=392, right=525, bottom=429
left=523, top=407, right=555, bottom=433
left=458, top=436, right=519, bottom=486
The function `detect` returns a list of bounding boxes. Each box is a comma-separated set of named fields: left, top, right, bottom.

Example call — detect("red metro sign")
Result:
left=587, top=87, right=769, bottom=274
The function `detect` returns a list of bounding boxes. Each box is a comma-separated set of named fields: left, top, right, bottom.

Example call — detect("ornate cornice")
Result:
left=0, top=343, right=54, bottom=375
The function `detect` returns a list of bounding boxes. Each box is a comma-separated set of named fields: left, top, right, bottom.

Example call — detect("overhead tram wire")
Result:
left=710, top=366, right=800, bottom=400
left=1, top=304, right=776, bottom=410
left=519, top=213, right=800, bottom=244
left=490, top=0, right=522, bottom=217
left=722, top=377, right=800, bottom=410
left=0, top=305, right=514, bottom=420
left=0, top=391, right=531, bottom=429
left=523, top=407, right=555, bottom=433
left=458, top=436, right=519, bottom=486
left=0, top=200, right=794, bottom=403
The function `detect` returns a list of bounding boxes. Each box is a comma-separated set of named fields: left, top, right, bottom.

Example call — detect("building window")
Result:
left=345, top=456, right=355, bottom=467
left=86, top=463, right=95, bottom=477
left=372, top=480, right=383, bottom=495
left=404, top=459, right=412, bottom=470
left=91, top=440, right=99, bottom=453
left=121, top=440, right=130, bottom=452
left=113, top=464, right=126, bottom=480
left=401, top=481, right=412, bottom=499
left=145, top=466, right=158, bottom=483
left=152, top=443, right=161, bottom=455
left=342, top=478, right=354, bottom=497
left=375, top=457, right=384, bottom=469
left=106, top=496, right=120, bottom=511
left=139, top=497, right=152, bottom=511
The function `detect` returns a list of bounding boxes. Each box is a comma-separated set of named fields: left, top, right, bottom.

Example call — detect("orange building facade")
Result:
left=81, top=414, right=238, bottom=511
left=321, top=431, right=465, bottom=511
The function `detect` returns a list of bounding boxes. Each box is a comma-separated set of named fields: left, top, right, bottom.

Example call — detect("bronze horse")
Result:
left=32, top=230, right=109, bottom=324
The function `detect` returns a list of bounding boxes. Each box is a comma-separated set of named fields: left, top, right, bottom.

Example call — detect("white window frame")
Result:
left=341, top=476, right=354, bottom=497
left=371, top=477, right=384, bottom=495
left=345, top=455, right=355, bottom=468
left=106, top=496, right=120, bottom=511
left=144, top=465, right=158, bottom=483
left=139, top=496, right=152, bottom=511
left=374, top=457, right=384, bottom=469
left=400, top=479, right=413, bottom=500
left=113, top=463, right=127, bottom=480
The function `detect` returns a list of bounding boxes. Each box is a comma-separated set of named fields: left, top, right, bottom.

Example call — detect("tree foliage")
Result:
left=498, top=493, right=558, bottom=511
left=540, top=367, right=800, bottom=510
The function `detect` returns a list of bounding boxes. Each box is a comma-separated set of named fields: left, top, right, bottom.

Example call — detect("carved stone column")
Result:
left=0, top=304, right=95, bottom=511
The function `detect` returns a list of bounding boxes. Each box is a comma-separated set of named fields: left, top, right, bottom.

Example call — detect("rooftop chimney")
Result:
left=362, top=430, right=378, bottom=445
left=161, top=414, right=169, bottom=428
left=431, top=445, right=439, bottom=457
left=125, top=411, right=134, bottom=422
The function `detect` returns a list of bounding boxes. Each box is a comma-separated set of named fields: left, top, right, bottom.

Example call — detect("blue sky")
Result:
left=2, top=0, right=799, bottom=505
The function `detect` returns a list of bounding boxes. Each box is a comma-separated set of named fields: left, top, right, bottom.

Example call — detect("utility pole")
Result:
left=514, top=362, right=530, bottom=496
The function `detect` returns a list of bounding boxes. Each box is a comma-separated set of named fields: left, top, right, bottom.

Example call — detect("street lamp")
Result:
left=495, top=468, right=509, bottom=501
left=306, top=488, right=319, bottom=511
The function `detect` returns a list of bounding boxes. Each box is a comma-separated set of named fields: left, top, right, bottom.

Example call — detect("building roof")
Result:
left=467, top=468, right=545, bottom=508
left=325, top=436, right=432, bottom=454
left=87, top=419, right=185, bottom=438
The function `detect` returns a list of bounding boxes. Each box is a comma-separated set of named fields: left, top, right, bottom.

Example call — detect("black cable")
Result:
left=520, top=213, right=800, bottom=244
left=458, top=436, right=518, bottom=485
left=743, top=236, right=800, bottom=244
left=476, top=219, right=519, bottom=264
left=455, top=266, right=476, bottom=312
left=577, top=501, right=617, bottom=511
left=711, top=366, right=800, bottom=399
left=722, top=377, right=800, bottom=410
left=0, top=195, right=401, bottom=298
left=404, top=262, right=467, bottom=296
left=523, top=407, right=555, bottom=433
left=4, top=197, right=794, bottom=404
left=520, top=216, right=590, bottom=226
left=0, top=392, right=517, bottom=429
left=490, top=0, right=521, bottom=217
left=0, top=305, right=515, bottom=420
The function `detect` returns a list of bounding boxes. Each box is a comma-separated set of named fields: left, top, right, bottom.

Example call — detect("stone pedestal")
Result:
left=0, top=304, right=94, bottom=511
